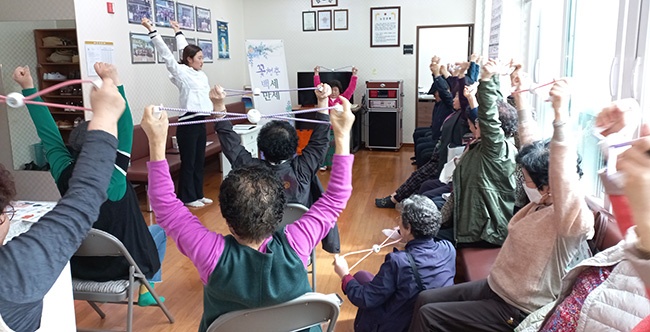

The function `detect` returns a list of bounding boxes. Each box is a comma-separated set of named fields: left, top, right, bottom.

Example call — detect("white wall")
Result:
left=243, top=0, right=476, bottom=143
left=73, top=0, right=247, bottom=124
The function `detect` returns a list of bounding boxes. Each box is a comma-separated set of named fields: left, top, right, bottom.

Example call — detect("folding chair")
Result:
left=72, top=228, right=174, bottom=332
left=279, top=203, right=317, bottom=291
left=206, top=292, right=342, bottom=332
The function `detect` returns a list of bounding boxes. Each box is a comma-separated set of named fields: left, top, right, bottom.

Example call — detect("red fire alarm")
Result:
left=107, top=2, right=114, bottom=14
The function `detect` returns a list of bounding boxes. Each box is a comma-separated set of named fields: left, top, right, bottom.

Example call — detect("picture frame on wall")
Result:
left=157, top=35, right=177, bottom=63
left=302, top=11, right=316, bottom=32
left=370, top=6, right=401, bottom=47
left=195, top=7, right=212, bottom=33
left=333, top=9, right=348, bottom=30
left=127, top=0, right=152, bottom=24
left=311, top=0, right=337, bottom=7
left=318, top=10, right=332, bottom=31
left=198, top=39, right=213, bottom=63
left=130, top=33, right=156, bottom=64
left=186, top=37, right=197, bottom=46
left=154, top=0, right=175, bottom=27
left=176, top=2, right=195, bottom=30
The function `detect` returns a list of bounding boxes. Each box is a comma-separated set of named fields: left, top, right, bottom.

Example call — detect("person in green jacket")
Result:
left=450, top=59, right=519, bottom=247
left=12, top=63, right=165, bottom=306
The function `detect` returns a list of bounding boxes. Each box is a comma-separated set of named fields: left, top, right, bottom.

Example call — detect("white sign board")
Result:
left=245, top=40, right=292, bottom=123
left=84, top=41, right=114, bottom=77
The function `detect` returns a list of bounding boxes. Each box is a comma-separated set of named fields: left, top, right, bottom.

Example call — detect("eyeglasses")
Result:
left=1, top=205, right=15, bottom=225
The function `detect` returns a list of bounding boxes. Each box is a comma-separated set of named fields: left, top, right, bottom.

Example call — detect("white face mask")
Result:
left=523, top=184, right=544, bottom=204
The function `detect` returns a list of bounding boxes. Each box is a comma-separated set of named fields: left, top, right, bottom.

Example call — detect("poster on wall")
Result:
left=217, top=20, right=230, bottom=59
left=130, top=33, right=156, bottom=64
left=176, top=3, right=195, bottom=30
left=489, top=0, right=503, bottom=59
left=84, top=41, right=114, bottom=76
left=154, top=0, right=176, bottom=27
left=198, top=39, right=213, bottom=63
left=370, top=6, right=400, bottom=47
left=127, top=0, right=152, bottom=24
left=196, top=7, right=212, bottom=32
left=245, top=40, right=292, bottom=122
left=158, top=36, right=177, bottom=63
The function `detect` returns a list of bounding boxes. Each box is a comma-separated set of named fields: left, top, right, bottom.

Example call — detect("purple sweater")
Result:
left=147, top=154, right=354, bottom=284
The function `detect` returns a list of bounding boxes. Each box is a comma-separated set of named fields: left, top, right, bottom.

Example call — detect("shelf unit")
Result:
left=364, top=80, right=403, bottom=150
left=34, top=28, right=83, bottom=143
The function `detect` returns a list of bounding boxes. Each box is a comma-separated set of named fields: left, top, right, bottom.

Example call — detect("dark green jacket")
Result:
left=452, top=75, right=517, bottom=245
left=199, top=232, right=316, bottom=332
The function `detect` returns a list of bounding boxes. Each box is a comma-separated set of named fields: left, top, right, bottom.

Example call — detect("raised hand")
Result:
left=595, top=99, right=641, bottom=137
left=470, top=53, right=480, bottom=63
left=170, top=20, right=180, bottom=33
left=352, top=66, right=358, bottom=76
left=12, top=66, right=34, bottom=89
left=548, top=79, right=570, bottom=114
left=464, top=82, right=479, bottom=99
left=87, top=78, right=125, bottom=137
left=430, top=57, right=441, bottom=77
left=480, top=59, right=499, bottom=81
left=141, top=17, right=154, bottom=32
left=141, top=105, right=169, bottom=160
left=510, top=62, right=525, bottom=91
left=330, top=96, right=355, bottom=142
left=209, top=85, right=227, bottom=104
left=314, top=83, right=332, bottom=101
left=93, top=62, right=120, bottom=86
left=314, top=66, right=320, bottom=75
left=617, top=124, right=650, bottom=252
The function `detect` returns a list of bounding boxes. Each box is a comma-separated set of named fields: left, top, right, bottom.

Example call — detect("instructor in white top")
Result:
left=142, top=18, right=213, bottom=208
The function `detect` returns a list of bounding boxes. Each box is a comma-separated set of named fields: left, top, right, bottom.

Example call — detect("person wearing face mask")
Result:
left=313, top=65, right=358, bottom=171
left=143, top=18, right=213, bottom=208
left=409, top=76, right=594, bottom=332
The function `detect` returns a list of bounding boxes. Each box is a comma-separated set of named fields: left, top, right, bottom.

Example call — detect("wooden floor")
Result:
left=74, top=146, right=416, bottom=332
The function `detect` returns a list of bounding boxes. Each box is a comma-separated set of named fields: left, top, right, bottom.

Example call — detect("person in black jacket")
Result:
left=212, top=83, right=341, bottom=253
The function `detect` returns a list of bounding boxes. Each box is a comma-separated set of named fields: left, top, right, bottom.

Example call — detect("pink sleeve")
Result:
left=341, top=75, right=358, bottom=100
left=285, top=154, right=354, bottom=267
left=147, top=160, right=224, bottom=284
left=314, top=74, right=322, bottom=87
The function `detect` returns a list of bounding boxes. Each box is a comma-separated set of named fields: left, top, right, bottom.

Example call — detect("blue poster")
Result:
left=217, top=20, right=229, bottom=59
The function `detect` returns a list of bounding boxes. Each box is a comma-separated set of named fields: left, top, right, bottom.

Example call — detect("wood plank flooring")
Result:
left=74, top=147, right=416, bottom=332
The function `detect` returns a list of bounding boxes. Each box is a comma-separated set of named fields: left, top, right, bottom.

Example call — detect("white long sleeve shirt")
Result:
left=149, top=31, right=212, bottom=121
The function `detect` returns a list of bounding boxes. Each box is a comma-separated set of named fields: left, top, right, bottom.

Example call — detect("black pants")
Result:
left=176, top=121, right=206, bottom=203
left=408, top=279, right=527, bottom=332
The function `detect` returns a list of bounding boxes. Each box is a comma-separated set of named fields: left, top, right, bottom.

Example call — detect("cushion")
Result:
left=72, top=278, right=129, bottom=294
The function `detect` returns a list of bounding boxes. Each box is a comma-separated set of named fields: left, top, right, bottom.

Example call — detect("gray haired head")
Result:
left=68, top=120, right=89, bottom=157
left=400, top=194, right=442, bottom=239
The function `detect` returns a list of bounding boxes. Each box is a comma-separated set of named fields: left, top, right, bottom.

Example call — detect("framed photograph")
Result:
left=217, top=20, right=230, bottom=59
left=127, top=0, right=152, bottom=24
left=370, top=6, right=401, bottom=47
left=186, top=37, right=197, bottom=46
left=154, top=0, right=175, bottom=27
left=311, top=0, right=337, bottom=7
left=318, top=10, right=332, bottom=31
left=158, top=35, right=177, bottom=63
left=333, top=9, right=348, bottom=30
left=302, top=11, right=316, bottom=32
left=198, top=39, right=213, bottom=63
left=130, top=33, right=156, bottom=64
left=195, top=7, right=211, bottom=33
left=176, top=3, right=195, bottom=31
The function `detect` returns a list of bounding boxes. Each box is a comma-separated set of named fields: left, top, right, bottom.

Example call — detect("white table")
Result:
left=221, top=125, right=262, bottom=179
left=5, top=201, right=76, bottom=332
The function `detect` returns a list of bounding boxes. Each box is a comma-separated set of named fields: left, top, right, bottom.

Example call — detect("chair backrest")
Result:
left=74, top=229, right=141, bottom=272
left=584, top=196, right=624, bottom=253
left=206, top=292, right=341, bottom=332
left=277, top=203, right=309, bottom=231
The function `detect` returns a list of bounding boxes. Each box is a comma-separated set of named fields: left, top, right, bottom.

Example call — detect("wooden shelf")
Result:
left=39, top=63, right=79, bottom=66
left=38, top=46, right=77, bottom=49
left=44, top=95, right=83, bottom=99
left=35, top=28, right=81, bottom=144
left=50, top=111, right=84, bottom=115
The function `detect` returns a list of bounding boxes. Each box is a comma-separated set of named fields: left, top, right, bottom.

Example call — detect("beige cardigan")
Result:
left=487, top=122, right=595, bottom=314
